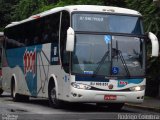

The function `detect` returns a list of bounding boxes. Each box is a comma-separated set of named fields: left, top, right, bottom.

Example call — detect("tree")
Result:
left=104, top=0, right=126, bottom=6
left=12, top=0, right=48, bottom=21
left=0, top=0, right=20, bottom=30
left=0, top=0, right=12, bottom=30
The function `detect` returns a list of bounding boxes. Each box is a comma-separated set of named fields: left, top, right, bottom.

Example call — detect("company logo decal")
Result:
left=23, top=48, right=36, bottom=78
left=119, top=81, right=128, bottom=85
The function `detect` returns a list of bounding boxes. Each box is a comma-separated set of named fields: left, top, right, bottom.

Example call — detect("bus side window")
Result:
left=34, top=19, right=43, bottom=44
left=49, top=13, right=60, bottom=44
left=40, top=13, right=60, bottom=44
left=60, top=11, right=70, bottom=73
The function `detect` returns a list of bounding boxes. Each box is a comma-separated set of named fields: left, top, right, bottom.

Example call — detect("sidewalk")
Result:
left=125, top=97, right=160, bottom=112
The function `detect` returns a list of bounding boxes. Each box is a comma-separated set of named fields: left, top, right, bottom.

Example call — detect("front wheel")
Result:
left=48, top=83, right=62, bottom=108
left=11, top=80, right=29, bottom=102
left=0, top=88, right=3, bottom=95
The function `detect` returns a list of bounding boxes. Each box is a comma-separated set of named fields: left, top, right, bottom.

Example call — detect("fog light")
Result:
left=73, top=93, right=77, bottom=97
left=71, top=92, right=77, bottom=97
left=78, top=94, right=82, bottom=97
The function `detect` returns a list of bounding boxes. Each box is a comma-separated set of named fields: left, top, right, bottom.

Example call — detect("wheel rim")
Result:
left=50, top=87, right=57, bottom=104
left=12, top=84, right=16, bottom=98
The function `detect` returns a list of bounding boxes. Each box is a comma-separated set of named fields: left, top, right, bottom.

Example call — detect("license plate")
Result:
left=104, top=95, right=117, bottom=100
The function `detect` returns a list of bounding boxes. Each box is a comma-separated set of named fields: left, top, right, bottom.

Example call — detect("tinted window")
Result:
left=5, top=12, right=60, bottom=49
left=42, top=12, right=60, bottom=44
left=5, top=26, right=25, bottom=49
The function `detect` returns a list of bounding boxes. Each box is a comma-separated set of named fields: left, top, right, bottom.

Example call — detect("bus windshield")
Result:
left=72, top=13, right=145, bottom=77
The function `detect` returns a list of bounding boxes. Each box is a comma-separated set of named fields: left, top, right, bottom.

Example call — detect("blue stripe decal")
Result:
left=76, top=76, right=109, bottom=82
left=75, top=76, right=144, bottom=87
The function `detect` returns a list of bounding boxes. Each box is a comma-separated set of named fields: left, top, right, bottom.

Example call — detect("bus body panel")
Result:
left=68, top=88, right=145, bottom=103
left=2, top=43, right=70, bottom=99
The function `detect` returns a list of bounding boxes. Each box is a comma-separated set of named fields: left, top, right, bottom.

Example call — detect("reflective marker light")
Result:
left=71, top=82, right=91, bottom=90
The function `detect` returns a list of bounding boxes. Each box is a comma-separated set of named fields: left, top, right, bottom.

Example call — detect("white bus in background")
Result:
left=2, top=5, right=159, bottom=109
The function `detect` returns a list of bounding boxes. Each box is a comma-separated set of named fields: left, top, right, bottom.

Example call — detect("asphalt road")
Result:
left=0, top=92, right=159, bottom=120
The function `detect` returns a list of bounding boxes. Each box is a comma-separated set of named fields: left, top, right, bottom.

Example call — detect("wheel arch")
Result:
left=48, top=74, right=58, bottom=98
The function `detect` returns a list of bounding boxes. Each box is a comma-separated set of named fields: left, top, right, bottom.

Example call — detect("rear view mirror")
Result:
left=148, top=32, right=159, bottom=57
left=66, top=27, right=75, bottom=52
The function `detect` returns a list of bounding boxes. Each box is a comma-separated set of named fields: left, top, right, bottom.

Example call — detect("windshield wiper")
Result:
left=112, top=48, right=130, bottom=77
left=92, top=48, right=130, bottom=77
left=92, top=40, right=130, bottom=77
left=92, top=51, right=110, bottom=77
left=115, top=40, right=130, bottom=77
left=119, top=50, right=130, bottom=77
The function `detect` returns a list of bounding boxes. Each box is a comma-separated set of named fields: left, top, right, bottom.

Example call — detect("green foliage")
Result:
left=0, top=0, right=12, bottom=29
left=103, top=0, right=126, bottom=6
left=54, top=0, right=104, bottom=5
left=12, top=0, right=48, bottom=21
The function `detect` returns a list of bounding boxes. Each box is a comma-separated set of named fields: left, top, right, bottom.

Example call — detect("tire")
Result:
left=11, top=80, right=20, bottom=102
left=11, top=79, right=17, bottom=101
left=11, top=79, right=29, bottom=102
left=0, top=88, right=3, bottom=95
left=48, top=81, right=62, bottom=108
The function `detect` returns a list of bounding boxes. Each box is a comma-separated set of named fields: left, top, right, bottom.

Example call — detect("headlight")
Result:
left=71, top=82, right=91, bottom=90
left=129, top=85, right=145, bottom=91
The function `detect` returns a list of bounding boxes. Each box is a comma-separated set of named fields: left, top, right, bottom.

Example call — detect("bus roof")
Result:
left=5, top=5, right=141, bottom=28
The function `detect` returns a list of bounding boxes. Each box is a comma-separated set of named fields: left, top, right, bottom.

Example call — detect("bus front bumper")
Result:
left=67, top=88, right=145, bottom=103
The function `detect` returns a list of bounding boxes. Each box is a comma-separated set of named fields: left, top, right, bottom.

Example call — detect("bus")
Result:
left=2, top=5, right=159, bottom=109
left=0, top=32, right=4, bottom=95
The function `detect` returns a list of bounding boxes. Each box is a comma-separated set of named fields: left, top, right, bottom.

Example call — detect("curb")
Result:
left=125, top=103, right=160, bottom=113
